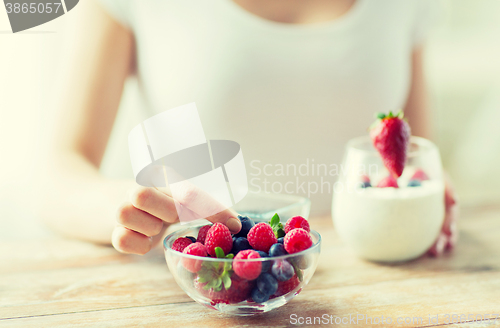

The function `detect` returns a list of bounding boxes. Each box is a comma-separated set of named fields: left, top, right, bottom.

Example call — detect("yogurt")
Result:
left=332, top=179, right=445, bottom=262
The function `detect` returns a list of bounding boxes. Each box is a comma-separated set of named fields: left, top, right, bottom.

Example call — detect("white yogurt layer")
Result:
left=332, top=180, right=445, bottom=262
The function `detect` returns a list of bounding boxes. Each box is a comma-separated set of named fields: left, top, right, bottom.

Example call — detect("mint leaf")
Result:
left=269, top=213, right=285, bottom=238
left=222, top=273, right=232, bottom=290
left=270, top=213, right=280, bottom=226
left=214, top=247, right=225, bottom=258
left=274, top=223, right=286, bottom=238
left=290, top=259, right=303, bottom=282
left=225, top=253, right=234, bottom=259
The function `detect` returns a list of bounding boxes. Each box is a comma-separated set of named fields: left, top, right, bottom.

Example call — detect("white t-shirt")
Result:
left=98, top=0, right=440, bottom=214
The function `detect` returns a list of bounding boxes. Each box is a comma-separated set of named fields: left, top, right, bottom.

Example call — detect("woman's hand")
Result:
left=427, top=175, right=459, bottom=257
left=112, top=186, right=242, bottom=255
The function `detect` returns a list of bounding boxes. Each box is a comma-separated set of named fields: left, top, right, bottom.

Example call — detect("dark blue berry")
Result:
left=277, top=237, right=284, bottom=244
left=407, top=179, right=422, bottom=187
left=251, top=287, right=269, bottom=303
left=256, top=250, right=271, bottom=272
left=360, top=181, right=371, bottom=188
left=185, top=236, right=196, bottom=243
left=269, top=243, right=287, bottom=257
left=271, top=260, right=294, bottom=282
left=231, top=237, right=251, bottom=255
left=256, top=272, right=278, bottom=296
left=234, top=215, right=255, bottom=238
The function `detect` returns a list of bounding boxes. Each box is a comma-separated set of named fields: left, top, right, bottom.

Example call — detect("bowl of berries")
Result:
left=164, top=214, right=321, bottom=315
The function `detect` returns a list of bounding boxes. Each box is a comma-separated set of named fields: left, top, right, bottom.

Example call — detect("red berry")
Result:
left=271, top=274, right=300, bottom=298
left=411, top=169, right=429, bottom=181
left=171, top=237, right=193, bottom=252
left=377, top=175, right=399, bottom=188
left=284, top=228, right=312, bottom=254
left=247, top=222, right=277, bottom=252
left=181, top=242, right=207, bottom=273
left=284, top=216, right=310, bottom=234
left=233, top=250, right=262, bottom=281
left=370, top=111, right=411, bottom=178
left=204, top=223, right=233, bottom=257
left=194, top=274, right=254, bottom=304
left=197, top=225, right=211, bottom=244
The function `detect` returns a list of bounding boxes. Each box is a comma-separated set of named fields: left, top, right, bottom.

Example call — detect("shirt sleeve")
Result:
left=411, top=0, right=444, bottom=47
left=97, top=0, right=132, bottom=29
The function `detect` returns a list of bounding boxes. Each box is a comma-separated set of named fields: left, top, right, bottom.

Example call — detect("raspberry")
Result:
left=284, top=228, right=312, bottom=254
left=271, top=274, right=300, bottom=298
left=204, top=223, right=233, bottom=257
left=171, top=237, right=193, bottom=252
left=411, top=169, right=429, bottom=181
left=181, top=242, right=207, bottom=273
left=247, top=222, right=277, bottom=252
left=360, top=175, right=371, bottom=188
left=233, top=250, right=262, bottom=281
left=196, top=225, right=211, bottom=244
left=377, top=175, right=399, bottom=188
left=284, top=216, right=310, bottom=234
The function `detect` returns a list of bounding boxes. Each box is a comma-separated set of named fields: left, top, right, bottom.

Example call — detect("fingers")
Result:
left=129, top=187, right=179, bottom=223
left=112, top=226, right=153, bottom=255
left=169, top=181, right=242, bottom=234
left=117, top=203, right=164, bottom=237
left=427, top=232, right=447, bottom=257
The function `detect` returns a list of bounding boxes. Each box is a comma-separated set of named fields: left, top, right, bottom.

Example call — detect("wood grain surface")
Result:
left=1, top=205, right=499, bottom=327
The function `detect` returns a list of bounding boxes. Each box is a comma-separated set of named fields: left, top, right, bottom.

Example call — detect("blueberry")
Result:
left=185, top=236, right=196, bottom=243
left=360, top=181, right=371, bottom=188
left=277, top=237, right=285, bottom=244
left=269, top=243, right=287, bottom=257
left=407, top=179, right=422, bottom=187
left=231, top=237, right=251, bottom=255
left=256, top=272, right=278, bottom=296
left=234, top=215, right=256, bottom=238
left=271, top=260, right=294, bottom=282
left=256, top=250, right=271, bottom=272
left=251, top=287, right=269, bottom=303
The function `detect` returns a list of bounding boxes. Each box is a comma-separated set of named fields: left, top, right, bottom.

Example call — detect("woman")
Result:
left=37, top=0, right=457, bottom=255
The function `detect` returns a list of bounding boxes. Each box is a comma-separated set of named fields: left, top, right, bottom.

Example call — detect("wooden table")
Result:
left=1, top=204, right=500, bottom=327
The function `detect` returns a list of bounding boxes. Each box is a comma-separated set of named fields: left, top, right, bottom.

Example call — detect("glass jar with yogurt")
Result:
left=332, top=136, right=445, bottom=262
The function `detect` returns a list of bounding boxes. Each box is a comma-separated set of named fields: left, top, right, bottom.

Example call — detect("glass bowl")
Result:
left=232, top=192, right=311, bottom=221
left=164, top=222, right=321, bottom=316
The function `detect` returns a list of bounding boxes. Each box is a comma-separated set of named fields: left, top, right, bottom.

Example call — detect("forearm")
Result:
left=404, top=46, right=432, bottom=140
left=36, top=149, right=136, bottom=244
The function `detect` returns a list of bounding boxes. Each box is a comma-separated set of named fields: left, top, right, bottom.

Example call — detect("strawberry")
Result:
left=195, top=247, right=254, bottom=304
left=377, top=175, right=399, bottom=188
left=271, top=274, right=300, bottom=298
left=195, top=273, right=254, bottom=304
left=370, top=111, right=411, bottom=178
